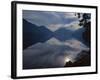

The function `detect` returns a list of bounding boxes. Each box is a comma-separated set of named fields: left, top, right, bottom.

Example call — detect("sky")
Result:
left=23, top=10, right=82, bottom=32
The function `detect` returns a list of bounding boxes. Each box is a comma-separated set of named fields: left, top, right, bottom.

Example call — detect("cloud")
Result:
left=47, top=24, right=64, bottom=31
left=63, top=21, right=83, bottom=31
left=23, top=10, right=63, bottom=26
left=47, top=21, right=82, bottom=32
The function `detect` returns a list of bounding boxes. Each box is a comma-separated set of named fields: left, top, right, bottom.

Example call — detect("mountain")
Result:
left=73, top=27, right=85, bottom=44
left=23, top=19, right=89, bottom=49
left=54, top=28, right=74, bottom=41
left=23, top=19, right=53, bottom=49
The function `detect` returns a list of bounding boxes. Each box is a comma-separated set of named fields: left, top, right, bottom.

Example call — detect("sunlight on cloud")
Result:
left=64, top=13, right=78, bottom=19
left=64, top=21, right=83, bottom=31
left=47, top=24, right=63, bottom=31
left=47, top=21, right=82, bottom=32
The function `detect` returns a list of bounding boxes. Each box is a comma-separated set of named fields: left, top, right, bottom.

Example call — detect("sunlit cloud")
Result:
left=64, top=13, right=78, bottom=19
left=47, top=21, right=82, bottom=32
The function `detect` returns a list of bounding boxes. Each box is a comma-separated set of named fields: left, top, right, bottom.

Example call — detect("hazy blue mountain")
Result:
left=73, top=27, right=89, bottom=46
left=73, top=28, right=85, bottom=40
left=23, top=19, right=86, bottom=49
left=54, top=28, right=74, bottom=41
left=23, top=19, right=53, bottom=49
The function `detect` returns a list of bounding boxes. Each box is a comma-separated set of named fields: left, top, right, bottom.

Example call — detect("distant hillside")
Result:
left=23, top=19, right=53, bottom=49
left=23, top=19, right=88, bottom=49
